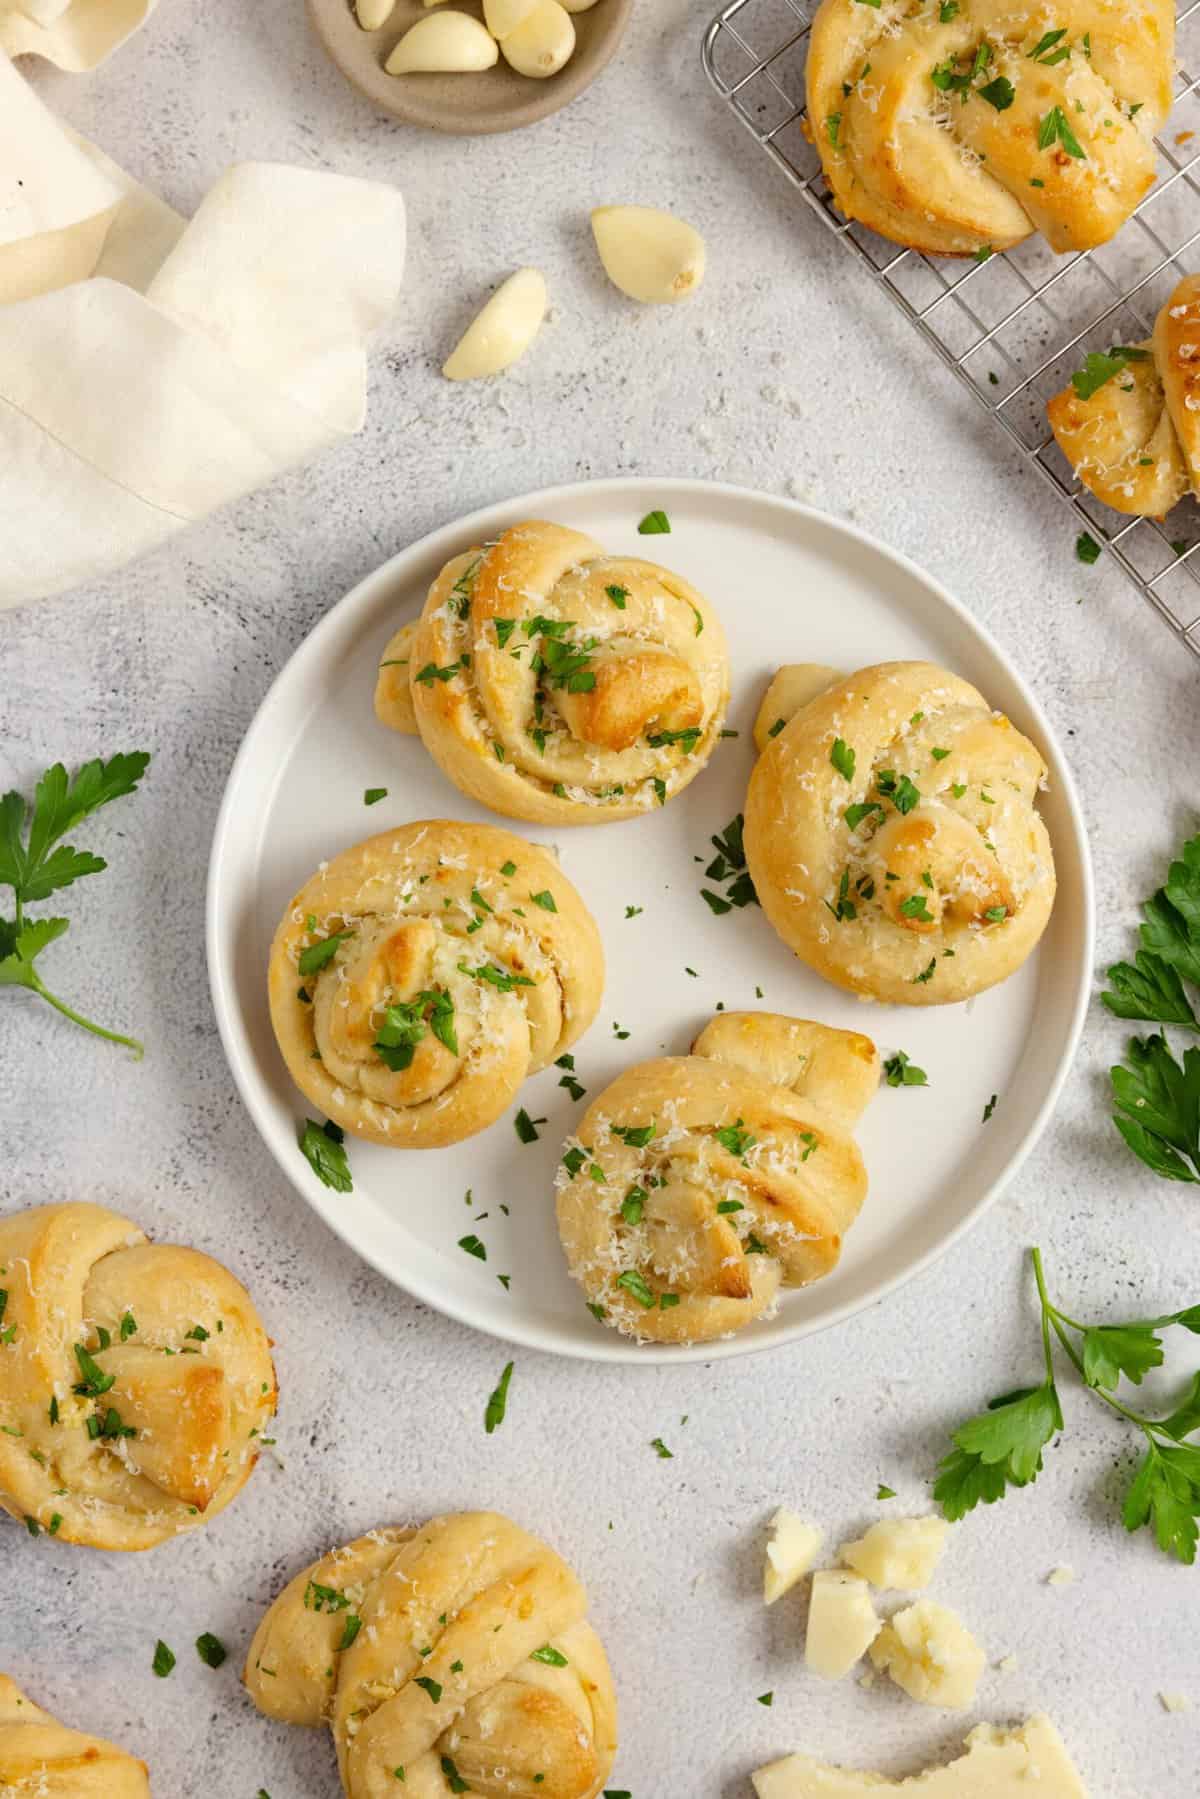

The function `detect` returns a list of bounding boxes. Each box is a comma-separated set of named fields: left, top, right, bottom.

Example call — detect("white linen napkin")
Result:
left=0, top=54, right=407, bottom=607
left=0, top=0, right=157, bottom=71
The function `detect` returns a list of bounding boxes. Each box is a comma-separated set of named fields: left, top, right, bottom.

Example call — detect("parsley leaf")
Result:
left=830, top=738, right=856, bottom=781
left=195, top=1633, right=227, bottom=1668
left=637, top=510, right=671, bottom=535
left=883, top=1050, right=928, bottom=1087
left=1071, top=346, right=1146, bottom=400
left=1038, top=104, right=1086, bottom=158
left=1076, top=531, right=1101, bottom=565
left=0, top=753, right=149, bottom=1055
left=485, top=1361, right=513, bottom=1434
left=299, top=1119, right=353, bottom=1193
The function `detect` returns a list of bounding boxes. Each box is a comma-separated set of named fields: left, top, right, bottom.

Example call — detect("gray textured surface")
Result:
left=2, top=1, right=1200, bottom=1793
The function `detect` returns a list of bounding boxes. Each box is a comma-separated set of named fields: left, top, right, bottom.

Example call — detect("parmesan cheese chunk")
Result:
left=838, top=1516, right=948, bottom=1590
left=804, top=1570, right=880, bottom=1680
left=763, top=1509, right=823, bottom=1605
left=869, top=1598, right=985, bottom=1709
left=751, top=1714, right=1089, bottom=1798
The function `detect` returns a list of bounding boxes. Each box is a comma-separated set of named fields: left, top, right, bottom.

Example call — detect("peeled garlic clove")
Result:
left=500, top=0, right=575, bottom=77
left=385, top=11, right=499, bottom=73
left=591, top=205, right=707, bottom=305
left=443, top=268, right=548, bottom=381
left=484, top=0, right=539, bottom=34
left=356, top=0, right=395, bottom=27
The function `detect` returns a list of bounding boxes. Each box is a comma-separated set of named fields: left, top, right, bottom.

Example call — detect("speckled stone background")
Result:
left=2, top=1, right=1200, bottom=1793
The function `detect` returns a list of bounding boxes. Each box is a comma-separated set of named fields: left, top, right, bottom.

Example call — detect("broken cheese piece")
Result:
left=805, top=1571, right=880, bottom=1681
left=869, top=1598, right=985, bottom=1709
left=839, top=1517, right=948, bottom=1590
left=764, top=1509, right=822, bottom=1605
left=751, top=1714, right=1089, bottom=1798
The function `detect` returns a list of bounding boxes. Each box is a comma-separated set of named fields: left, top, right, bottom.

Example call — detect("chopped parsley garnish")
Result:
left=613, top=1123, right=655, bottom=1148
left=983, top=1093, right=998, bottom=1122
left=616, top=1270, right=656, bottom=1308
left=1076, top=531, right=1101, bottom=565
left=830, top=738, right=856, bottom=780
left=877, top=1484, right=897, bottom=1500
left=844, top=800, right=882, bottom=831
left=899, top=893, right=935, bottom=922
left=514, top=1109, right=544, bottom=1144
left=647, top=726, right=702, bottom=752
left=531, top=1645, right=569, bottom=1666
left=562, top=1147, right=588, bottom=1177
left=485, top=1361, right=513, bottom=1434
left=979, top=75, right=1015, bottom=109
left=299, top=1118, right=352, bottom=1193
left=458, top=1235, right=487, bottom=1261
left=494, top=618, right=517, bottom=649
left=298, top=929, right=354, bottom=976
left=196, top=1633, right=227, bottom=1668
left=877, top=770, right=921, bottom=813
left=757, top=1692, right=774, bottom=1707
left=152, top=1640, right=176, bottom=1678
left=625, top=905, right=643, bottom=918
left=650, top=1436, right=674, bottom=1458
left=716, top=1199, right=744, bottom=1215
left=715, top=1119, right=756, bottom=1160
left=415, top=1676, right=443, bottom=1703
left=364, top=788, right=388, bottom=806
left=701, top=813, right=758, bottom=914
left=530, top=889, right=557, bottom=912
left=441, top=1759, right=469, bottom=1794
left=913, top=957, right=937, bottom=985
left=1038, top=104, right=1086, bottom=157
left=652, top=776, right=667, bottom=807
left=884, top=1050, right=929, bottom=1088
left=1028, top=26, right=1067, bottom=59
left=537, top=632, right=598, bottom=695
left=606, top=584, right=629, bottom=608
left=827, top=868, right=857, bottom=922
left=637, top=510, right=671, bottom=535
left=120, top=1311, right=137, bottom=1341
left=1070, top=345, right=1149, bottom=400
left=985, top=905, right=1008, bottom=922
left=620, top=1187, right=647, bottom=1225
left=826, top=112, right=842, bottom=147
left=375, top=989, right=457, bottom=1071
left=73, top=1343, right=114, bottom=1398
left=931, top=747, right=950, bottom=761
left=461, top=960, right=534, bottom=993
left=414, top=660, right=465, bottom=685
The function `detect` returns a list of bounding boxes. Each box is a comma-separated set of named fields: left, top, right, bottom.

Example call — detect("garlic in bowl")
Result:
left=592, top=205, right=707, bottom=304
left=442, top=268, right=548, bottom=380
left=308, top=0, right=633, bottom=135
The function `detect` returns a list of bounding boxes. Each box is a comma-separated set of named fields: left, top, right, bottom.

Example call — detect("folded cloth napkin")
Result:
left=0, top=0, right=156, bottom=70
left=0, top=53, right=407, bottom=608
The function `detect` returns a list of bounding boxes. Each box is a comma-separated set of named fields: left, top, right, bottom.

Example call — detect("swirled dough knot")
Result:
left=244, top=1511, right=619, bottom=1798
left=268, top=821, right=604, bottom=1148
left=0, top=1675, right=149, bottom=1796
left=556, top=1011, right=878, bottom=1344
left=806, top=0, right=1174, bottom=256
left=374, top=520, right=730, bottom=824
left=0, top=1203, right=276, bottom=1551
left=744, top=662, right=1056, bottom=1005
left=1048, top=274, right=1200, bottom=516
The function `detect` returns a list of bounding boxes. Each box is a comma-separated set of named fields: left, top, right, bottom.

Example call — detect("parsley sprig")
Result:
left=0, top=753, right=150, bottom=1056
left=1102, top=831, right=1200, bottom=1180
left=935, top=1248, right=1200, bottom=1563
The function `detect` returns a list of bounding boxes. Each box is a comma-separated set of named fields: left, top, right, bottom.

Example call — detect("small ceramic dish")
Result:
left=307, top=0, right=634, bottom=135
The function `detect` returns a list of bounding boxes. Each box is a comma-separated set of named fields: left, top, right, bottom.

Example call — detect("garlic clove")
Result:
left=385, top=11, right=499, bottom=73
left=442, top=268, right=548, bottom=381
left=356, top=0, right=396, bottom=27
left=591, top=204, right=707, bottom=305
left=483, top=0, right=539, bottom=34
left=500, top=0, right=575, bottom=77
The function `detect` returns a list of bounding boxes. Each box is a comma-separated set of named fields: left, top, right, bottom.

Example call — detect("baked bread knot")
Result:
left=556, top=1011, right=878, bottom=1345
left=1048, top=274, right=1200, bottom=516
left=244, top=1510, right=619, bottom=1799
left=268, top=821, right=604, bottom=1149
left=807, top=0, right=1173, bottom=256
left=0, top=1675, right=149, bottom=1796
left=744, top=661, right=1056, bottom=1006
left=374, top=520, right=729, bottom=825
left=0, top=1203, right=276, bottom=1552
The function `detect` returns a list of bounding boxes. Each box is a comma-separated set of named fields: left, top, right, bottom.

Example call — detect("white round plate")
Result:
left=207, top=477, right=1093, bottom=1364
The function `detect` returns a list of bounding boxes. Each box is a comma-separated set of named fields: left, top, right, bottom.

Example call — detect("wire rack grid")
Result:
left=703, top=0, right=1200, bottom=659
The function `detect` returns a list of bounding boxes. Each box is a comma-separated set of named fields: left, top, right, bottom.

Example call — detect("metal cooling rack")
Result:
left=703, top=0, right=1200, bottom=658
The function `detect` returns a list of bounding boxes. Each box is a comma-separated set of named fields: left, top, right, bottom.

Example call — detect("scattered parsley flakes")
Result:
left=299, top=1118, right=352, bottom=1193
left=152, top=1640, right=176, bottom=1678
left=530, top=889, right=557, bottom=912
left=514, top=1109, right=544, bottom=1144
left=883, top=1050, right=928, bottom=1088
left=363, top=788, right=388, bottom=806
left=531, top=1645, right=569, bottom=1666
left=298, top=929, right=354, bottom=977
left=876, top=1484, right=897, bottom=1500
left=414, top=1676, right=443, bottom=1704
left=637, top=509, right=671, bottom=535
left=757, top=1691, right=774, bottom=1707
left=650, top=1436, right=674, bottom=1459
left=484, top=1361, right=513, bottom=1435
left=1076, top=531, right=1101, bottom=565
left=458, top=1235, right=487, bottom=1261
left=983, top=1093, right=998, bottom=1122
left=830, top=738, right=856, bottom=780
left=606, top=584, right=629, bottom=609
left=196, top=1633, right=227, bottom=1668
left=617, top=1270, right=657, bottom=1309
left=624, top=904, right=643, bottom=918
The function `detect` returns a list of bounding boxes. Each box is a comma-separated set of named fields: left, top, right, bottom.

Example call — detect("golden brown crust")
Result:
left=0, top=1675, right=150, bottom=1796
left=807, top=0, right=1172, bottom=257
left=0, top=1203, right=276, bottom=1552
left=244, top=1512, right=619, bottom=1799
left=556, top=1012, right=877, bottom=1345
left=377, top=520, right=729, bottom=825
left=743, top=662, right=1056, bottom=1006
left=268, top=820, right=605, bottom=1149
